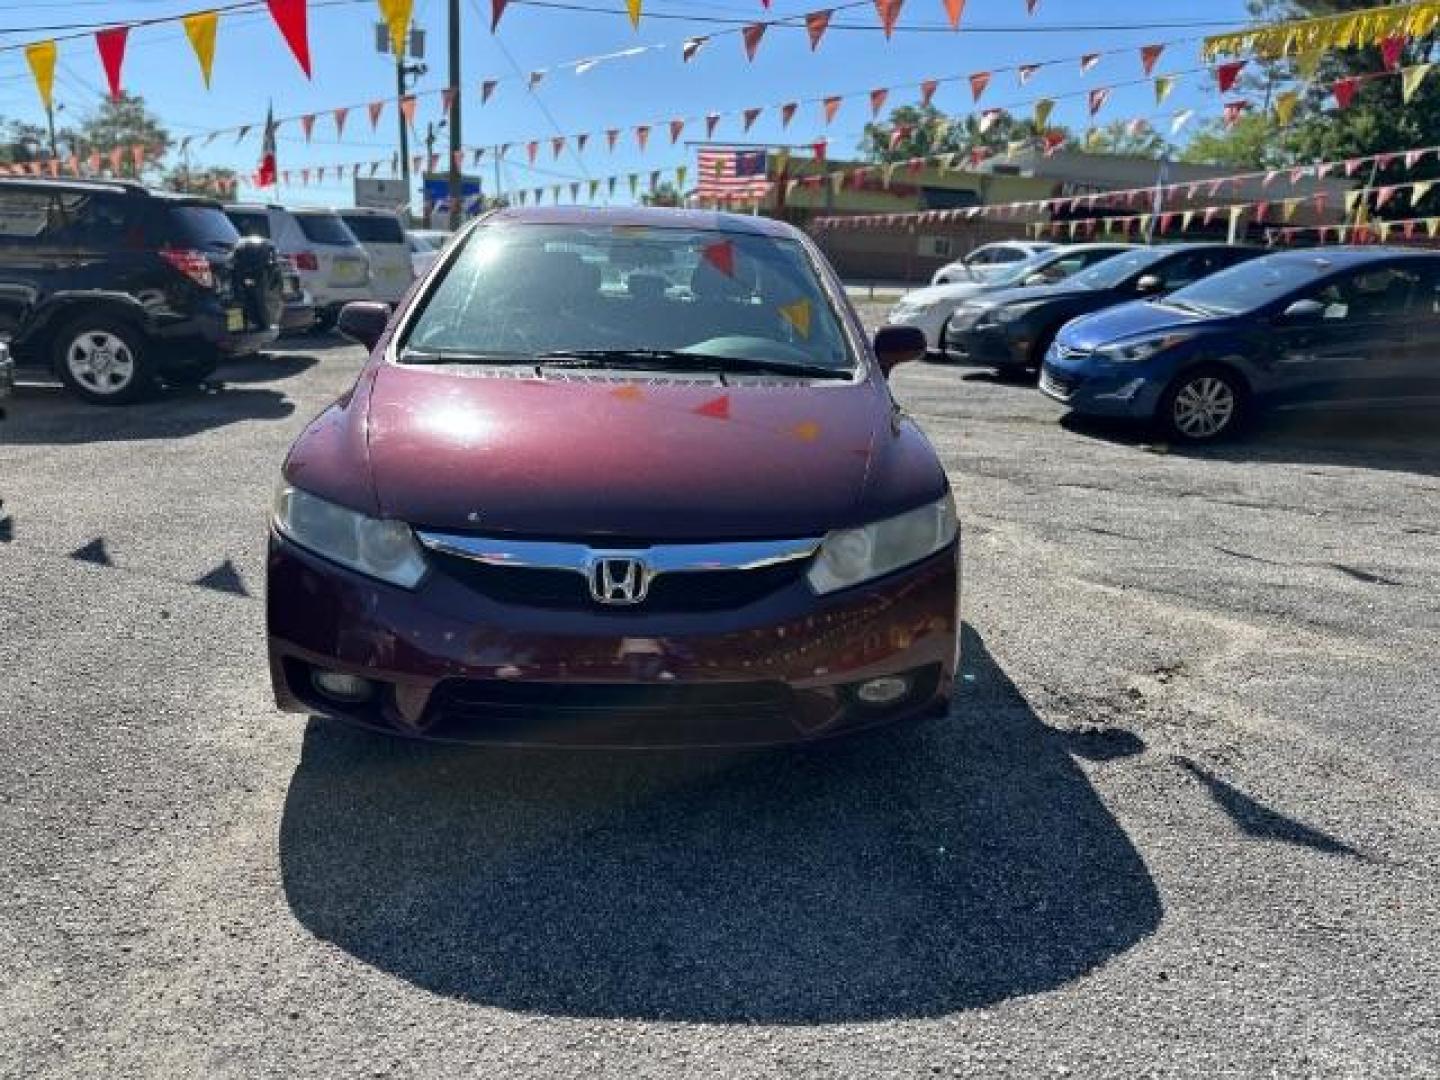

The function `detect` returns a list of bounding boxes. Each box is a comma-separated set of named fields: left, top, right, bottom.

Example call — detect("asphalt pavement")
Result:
left=1, top=328, right=1437, bottom=1078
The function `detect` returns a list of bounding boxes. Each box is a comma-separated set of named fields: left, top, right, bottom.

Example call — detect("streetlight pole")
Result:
left=446, top=0, right=462, bottom=230
left=396, top=55, right=411, bottom=211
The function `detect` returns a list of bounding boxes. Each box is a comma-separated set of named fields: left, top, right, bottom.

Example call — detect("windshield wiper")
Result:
left=399, top=348, right=531, bottom=365
left=536, top=349, right=851, bottom=380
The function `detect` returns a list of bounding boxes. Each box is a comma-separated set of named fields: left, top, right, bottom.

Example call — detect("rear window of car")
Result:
left=165, top=204, right=241, bottom=249
left=342, top=214, right=404, bottom=244
left=296, top=212, right=358, bottom=245
left=227, top=210, right=270, bottom=238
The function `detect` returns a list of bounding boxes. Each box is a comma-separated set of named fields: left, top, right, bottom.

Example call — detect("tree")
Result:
left=1083, top=120, right=1171, bottom=159
left=74, top=93, right=171, bottom=172
left=1181, top=113, right=1290, bottom=168
left=860, top=103, right=1065, bottom=163
left=161, top=165, right=237, bottom=197
left=641, top=181, right=682, bottom=207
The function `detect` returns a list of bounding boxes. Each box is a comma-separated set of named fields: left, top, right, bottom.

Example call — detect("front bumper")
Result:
left=1039, top=343, right=1167, bottom=418
left=267, top=534, right=961, bottom=748
left=943, top=322, right=1032, bottom=369
left=152, top=301, right=279, bottom=356
left=886, top=308, right=949, bottom=350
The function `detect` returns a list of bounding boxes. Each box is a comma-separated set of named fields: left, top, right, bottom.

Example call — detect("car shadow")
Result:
left=1061, top=408, right=1440, bottom=478
left=216, top=352, right=321, bottom=383
left=0, top=383, right=295, bottom=444
left=277, top=625, right=1161, bottom=1022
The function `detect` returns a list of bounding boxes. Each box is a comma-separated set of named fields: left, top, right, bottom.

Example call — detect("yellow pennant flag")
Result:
left=626, top=0, right=642, bottom=29
left=183, top=11, right=219, bottom=88
left=1413, top=179, right=1434, bottom=203
left=1428, top=217, right=1440, bottom=238
left=1085, top=128, right=1103, bottom=149
left=377, top=0, right=414, bottom=58
left=1153, top=76, right=1175, bottom=106
left=1402, top=63, right=1433, bottom=103
left=1033, top=98, right=1054, bottom=129
left=1274, top=90, right=1300, bottom=126
left=1344, top=189, right=1364, bottom=214
left=1283, top=198, right=1301, bottom=222
left=1182, top=210, right=1196, bottom=231
left=26, top=41, right=57, bottom=111
left=779, top=298, right=812, bottom=338
left=1378, top=221, right=1392, bottom=242
left=1293, top=49, right=1325, bottom=79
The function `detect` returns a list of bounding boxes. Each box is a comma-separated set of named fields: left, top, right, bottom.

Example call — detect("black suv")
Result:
left=0, top=179, right=282, bottom=404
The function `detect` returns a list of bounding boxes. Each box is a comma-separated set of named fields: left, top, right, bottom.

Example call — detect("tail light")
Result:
left=294, top=251, right=320, bottom=272
left=159, top=247, right=215, bottom=289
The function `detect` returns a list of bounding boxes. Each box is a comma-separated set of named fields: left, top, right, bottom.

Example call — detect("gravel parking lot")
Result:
left=2, top=325, right=1438, bottom=1077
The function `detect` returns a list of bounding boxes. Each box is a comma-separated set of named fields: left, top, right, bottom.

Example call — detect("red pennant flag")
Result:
left=526, top=140, right=538, bottom=164
left=1381, top=34, right=1406, bottom=72
left=1140, top=44, right=1163, bottom=76
left=368, top=100, right=385, bottom=129
left=1222, top=100, right=1249, bottom=128
left=969, top=71, right=990, bottom=102
left=636, top=125, right=650, bottom=151
left=266, top=0, right=312, bottom=77
left=669, top=118, right=685, bottom=143
left=1043, top=131, right=1065, bottom=156
left=781, top=102, right=797, bottom=127
left=823, top=96, right=842, bottom=124
left=442, top=87, right=456, bottom=115
left=300, top=114, right=316, bottom=141
left=742, top=22, right=767, bottom=61
left=693, top=395, right=731, bottom=420
left=1332, top=77, right=1359, bottom=110
left=606, top=128, right=619, bottom=150
left=1403, top=220, right=1417, bottom=240
left=1088, top=87, right=1110, bottom=116
left=873, top=0, right=903, bottom=39
left=805, top=10, right=832, bottom=49
left=1375, top=185, right=1397, bottom=208
left=552, top=136, right=565, bottom=159
left=705, top=113, right=720, bottom=137
left=481, top=79, right=498, bottom=104
left=1406, top=149, right=1426, bottom=170
left=743, top=107, right=761, bottom=131
left=333, top=107, right=349, bottom=138
left=869, top=88, right=889, bottom=117
left=888, top=124, right=911, bottom=151
left=492, top=0, right=508, bottom=31
left=399, top=95, right=418, bottom=126
left=94, top=27, right=129, bottom=101
left=812, top=139, right=827, bottom=162
left=920, top=79, right=938, bottom=107
left=1216, top=60, right=1245, bottom=93
left=944, top=0, right=965, bottom=29
left=702, top=240, right=735, bottom=275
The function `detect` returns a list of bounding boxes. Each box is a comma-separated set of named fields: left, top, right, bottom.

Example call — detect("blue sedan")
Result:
left=1040, top=248, right=1440, bottom=442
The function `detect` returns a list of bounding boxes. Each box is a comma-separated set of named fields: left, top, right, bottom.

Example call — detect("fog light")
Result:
left=311, top=669, right=375, bottom=703
left=855, top=676, right=910, bottom=705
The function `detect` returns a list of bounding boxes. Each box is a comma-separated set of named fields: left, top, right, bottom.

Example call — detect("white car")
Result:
left=932, top=241, right=1057, bottom=286
left=338, top=208, right=415, bottom=305
left=890, top=243, right=1137, bottom=350
left=225, top=204, right=372, bottom=330
left=406, top=229, right=451, bottom=279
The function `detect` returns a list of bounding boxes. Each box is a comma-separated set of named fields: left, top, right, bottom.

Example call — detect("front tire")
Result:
left=53, top=316, right=155, bottom=405
left=1157, top=365, right=1247, bottom=443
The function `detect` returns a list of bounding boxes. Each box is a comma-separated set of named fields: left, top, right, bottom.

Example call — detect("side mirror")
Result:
left=1134, top=274, right=1164, bottom=295
left=1280, top=298, right=1325, bottom=322
left=336, top=301, right=391, bottom=351
left=1024, top=273, right=1049, bottom=287
left=873, top=325, right=927, bottom=375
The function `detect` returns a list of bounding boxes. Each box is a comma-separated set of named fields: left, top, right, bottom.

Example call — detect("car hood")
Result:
left=975, top=282, right=1095, bottom=308
left=1059, top=299, right=1215, bottom=350
left=898, top=281, right=994, bottom=307
left=301, top=361, right=944, bottom=539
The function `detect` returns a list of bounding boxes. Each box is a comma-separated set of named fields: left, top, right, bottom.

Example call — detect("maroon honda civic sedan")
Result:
left=266, top=206, right=960, bottom=747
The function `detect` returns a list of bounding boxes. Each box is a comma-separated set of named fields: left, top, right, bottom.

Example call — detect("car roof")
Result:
left=0, top=177, right=148, bottom=197
left=483, top=204, right=803, bottom=239
left=336, top=207, right=400, bottom=217
left=288, top=206, right=346, bottom=216
left=1049, top=242, right=1138, bottom=252
left=224, top=202, right=283, bottom=212
left=1256, top=246, right=1440, bottom=268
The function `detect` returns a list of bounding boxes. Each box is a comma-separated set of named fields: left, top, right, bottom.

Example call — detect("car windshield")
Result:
left=343, top=214, right=405, bottom=244
left=1162, top=255, right=1340, bottom=315
left=989, top=251, right=1060, bottom=287
left=401, top=223, right=855, bottom=371
left=295, top=212, right=358, bottom=245
left=1070, top=247, right=1169, bottom=290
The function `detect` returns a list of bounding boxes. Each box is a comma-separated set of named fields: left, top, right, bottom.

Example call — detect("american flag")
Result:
left=696, top=148, right=771, bottom=203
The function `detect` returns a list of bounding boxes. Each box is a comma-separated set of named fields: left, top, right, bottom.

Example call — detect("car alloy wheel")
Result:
left=1170, top=375, right=1237, bottom=439
left=66, top=330, right=136, bottom=396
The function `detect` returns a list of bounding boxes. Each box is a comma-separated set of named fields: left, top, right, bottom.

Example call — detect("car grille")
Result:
left=1054, top=342, right=1092, bottom=360
left=1040, top=368, right=1078, bottom=400
left=422, top=678, right=797, bottom=744
left=428, top=550, right=807, bottom=613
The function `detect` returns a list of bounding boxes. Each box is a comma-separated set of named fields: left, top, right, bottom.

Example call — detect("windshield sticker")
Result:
left=779, top=298, right=813, bottom=338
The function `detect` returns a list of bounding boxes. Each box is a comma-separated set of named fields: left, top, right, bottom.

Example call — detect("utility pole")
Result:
left=446, top=0, right=463, bottom=230
left=45, top=104, right=58, bottom=161
left=378, top=22, right=426, bottom=224
left=396, top=57, right=411, bottom=212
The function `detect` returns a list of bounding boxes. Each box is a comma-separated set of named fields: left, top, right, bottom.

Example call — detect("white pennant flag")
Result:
left=1170, top=109, right=1195, bottom=135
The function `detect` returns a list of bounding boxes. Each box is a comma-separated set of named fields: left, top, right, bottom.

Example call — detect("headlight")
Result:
left=273, top=483, right=428, bottom=588
left=977, top=302, right=1041, bottom=328
left=807, top=492, right=958, bottom=595
left=1094, top=332, right=1195, bottom=363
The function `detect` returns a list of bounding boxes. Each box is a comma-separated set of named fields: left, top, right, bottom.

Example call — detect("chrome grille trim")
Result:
left=415, top=531, right=823, bottom=579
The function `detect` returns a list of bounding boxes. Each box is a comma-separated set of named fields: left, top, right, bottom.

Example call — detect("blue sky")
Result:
left=0, top=0, right=1257, bottom=205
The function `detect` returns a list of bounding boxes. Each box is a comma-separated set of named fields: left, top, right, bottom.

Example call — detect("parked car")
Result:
left=267, top=206, right=960, bottom=748
left=0, top=179, right=281, bottom=403
left=222, top=204, right=316, bottom=335
left=406, top=229, right=450, bottom=279
left=889, top=243, right=1137, bottom=351
left=224, top=203, right=370, bottom=330
left=942, top=243, right=1262, bottom=376
left=931, top=240, right=1057, bottom=285
left=337, top=208, right=414, bottom=304
left=1041, top=248, right=1440, bottom=442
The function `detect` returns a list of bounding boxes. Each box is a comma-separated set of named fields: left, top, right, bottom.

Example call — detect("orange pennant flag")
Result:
left=969, top=71, right=990, bottom=102
left=943, top=0, right=965, bottom=29
left=368, top=100, right=385, bottom=128
left=806, top=10, right=832, bottom=50
left=742, top=22, right=766, bottom=61
left=869, top=88, right=889, bottom=117
left=873, top=0, right=903, bottom=39
left=399, top=95, right=418, bottom=126
left=823, top=96, right=842, bottom=124
left=920, top=78, right=938, bottom=107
